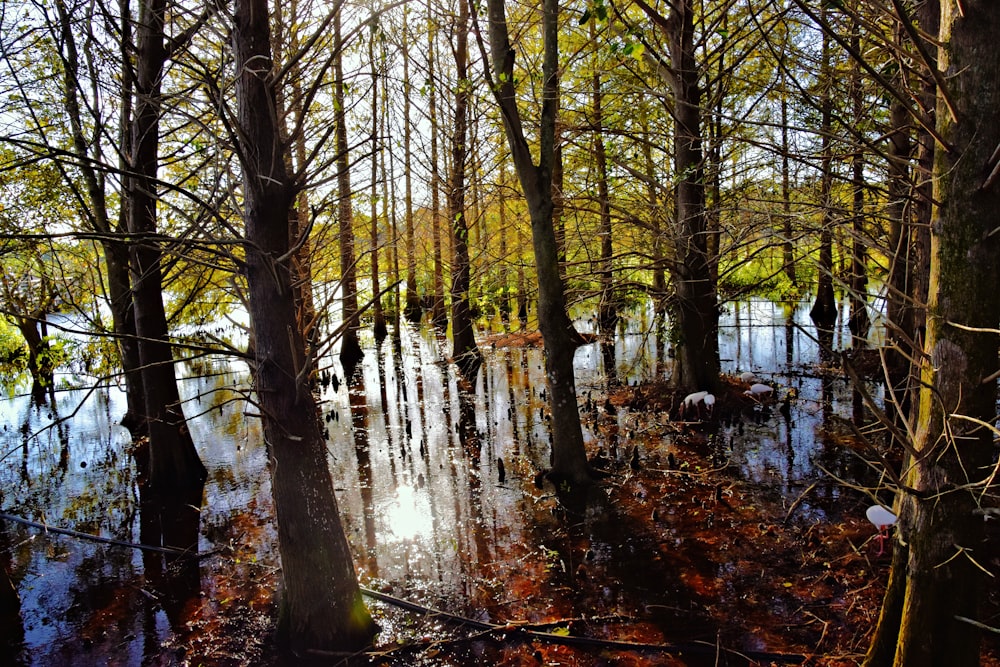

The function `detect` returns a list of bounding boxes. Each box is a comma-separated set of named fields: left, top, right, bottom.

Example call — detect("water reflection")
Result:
left=0, top=296, right=885, bottom=662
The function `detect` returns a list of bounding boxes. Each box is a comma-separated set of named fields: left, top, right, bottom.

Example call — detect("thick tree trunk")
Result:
left=129, top=0, right=205, bottom=491
left=485, top=0, right=592, bottom=486
left=104, top=242, right=145, bottom=435
left=448, top=0, right=482, bottom=383
left=667, top=0, right=720, bottom=393
left=866, top=3, right=1000, bottom=665
left=231, top=0, right=377, bottom=652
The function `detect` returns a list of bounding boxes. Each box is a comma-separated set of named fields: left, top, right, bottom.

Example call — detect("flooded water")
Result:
left=0, top=297, right=891, bottom=665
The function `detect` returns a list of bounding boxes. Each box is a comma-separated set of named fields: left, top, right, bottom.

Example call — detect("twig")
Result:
left=784, top=481, right=819, bottom=524
left=955, top=615, right=1000, bottom=635
left=0, top=511, right=218, bottom=559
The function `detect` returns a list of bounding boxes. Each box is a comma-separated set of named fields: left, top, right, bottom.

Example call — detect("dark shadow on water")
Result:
left=139, top=481, right=204, bottom=638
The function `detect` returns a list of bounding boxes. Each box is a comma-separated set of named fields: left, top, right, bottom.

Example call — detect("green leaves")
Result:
left=579, top=1, right=607, bottom=25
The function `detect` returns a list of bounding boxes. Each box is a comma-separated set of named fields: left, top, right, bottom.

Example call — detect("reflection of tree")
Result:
left=0, top=508, right=24, bottom=660
left=456, top=389, right=491, bottom=593
left=139, top=479, right=204, bottom=633
left=349, top=374, right=378, bottom=577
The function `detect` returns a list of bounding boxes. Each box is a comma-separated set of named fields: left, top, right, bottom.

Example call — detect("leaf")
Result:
left=551, top=627, right=571, bottom=636
left=579, top=8, right=591, bottom=25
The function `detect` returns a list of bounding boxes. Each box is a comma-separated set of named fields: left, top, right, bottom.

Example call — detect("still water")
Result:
left=0, top=297, right=884, bottom=665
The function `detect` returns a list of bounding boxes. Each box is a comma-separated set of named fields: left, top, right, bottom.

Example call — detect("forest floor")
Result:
left=144, top=347, right=1000, bottom=667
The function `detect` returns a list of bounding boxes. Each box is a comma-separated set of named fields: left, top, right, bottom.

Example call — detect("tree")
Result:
left=0, top=243, right=59, bottom=404
left=630, top=0, right=721, bottom=393
left=808, top=7, right=838, bottom=332
left=230, top=0, right=377, bottom=652
left=426, top=0, right=448, bottom=329
left=368, top=18, right=388, bottom=344
left=864, top=2, right=1000, bottom=665
left=52, top=0, right=147, bottom=434
left=447, top=0, right=483, bottom=382
left=128, top=0, right=206, bottom=491
left=401, top=7, right=423, bottom=324
left=273, top=0, right=320, bottom=375
left=481, top=0, right=593, bottom=486
left=590, top=19, right=618, bottom=336
left=334, top=9, right=364, bottom=378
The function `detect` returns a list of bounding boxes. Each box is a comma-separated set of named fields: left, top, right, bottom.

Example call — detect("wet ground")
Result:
left=1, top=298, right=998, bottom=665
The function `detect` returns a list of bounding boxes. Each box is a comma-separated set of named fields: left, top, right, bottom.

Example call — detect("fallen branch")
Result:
left=0, top=511, right=218, bottom=559
left=360, top=586, right=808, bottom=663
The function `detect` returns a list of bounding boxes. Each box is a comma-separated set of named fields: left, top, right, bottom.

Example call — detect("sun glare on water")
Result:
left=383, top=483, right=434, bottom=541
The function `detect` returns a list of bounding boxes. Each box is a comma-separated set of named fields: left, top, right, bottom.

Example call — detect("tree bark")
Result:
left=666, top=0, right=720, bottom=393
left=847, top=27, right=869, bottom=343
left=231, top=0, right=377, bottom=652
left=272, top=0, right=320, bottom=380
left=865, top=3, right=1000, bottom=665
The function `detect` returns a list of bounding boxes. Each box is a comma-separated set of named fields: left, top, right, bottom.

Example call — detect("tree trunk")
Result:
left=402, top=9, right=422, bottom=324
left=666, top=0, right=720, bottom=393
left=591, top=25, right=617, bottom=336
left=497, top=164, right=512, bottom=326
left=273, top=0, right=320, bottom=379
left=15, top=314, right=53, bottom=405
left=369, top=29, right=387, bottom=344
left=54, top=0, right=146, bottom=436
left=810, top=22, right=838, bottom=331
left=231, top=0, right=377, bottom=652
left=334, top=11, right=363, bottom=378
left=484, top=0, right=593, bottom=486
left=639, top=107, right=666, bottom=301
left=552, top=133, right=566, bottom=277
left=381, top=40, right=401, bottom=338
left=448, top=0, right=482, bottom=383
left=780, top=88, right=796, bottom=285
left=427, top=0, right=448, bottom=330
left=847, top=28, right=869, bottom=343
left=865, top=3, right=1000, bottom=665
left=129, top=0, right=205, bottom=491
